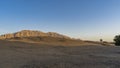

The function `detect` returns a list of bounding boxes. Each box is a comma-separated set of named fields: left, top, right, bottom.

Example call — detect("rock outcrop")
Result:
left=0, top=30, right=70, bottom=39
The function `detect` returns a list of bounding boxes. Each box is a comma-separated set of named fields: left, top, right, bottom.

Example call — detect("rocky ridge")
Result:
left=0, top=30, right=71, bottom=39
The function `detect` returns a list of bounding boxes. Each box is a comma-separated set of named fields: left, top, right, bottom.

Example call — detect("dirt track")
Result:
left=0, top=40, right=120, bottom=68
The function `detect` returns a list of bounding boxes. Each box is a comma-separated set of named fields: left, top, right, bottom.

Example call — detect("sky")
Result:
left=0, top=0, right=120, bottom=41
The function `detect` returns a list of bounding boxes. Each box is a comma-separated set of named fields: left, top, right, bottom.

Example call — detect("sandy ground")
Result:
left=0, top=40, right=120, bottom=68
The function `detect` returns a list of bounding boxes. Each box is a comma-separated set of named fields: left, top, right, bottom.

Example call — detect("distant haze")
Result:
left=0, top=0, right=120, bottom=42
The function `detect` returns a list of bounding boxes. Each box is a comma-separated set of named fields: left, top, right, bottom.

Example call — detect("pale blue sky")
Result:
left=0, top=0, right=120, bottom=41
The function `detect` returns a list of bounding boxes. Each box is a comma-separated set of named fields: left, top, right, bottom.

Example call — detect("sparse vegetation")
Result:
left=0, top=39, right=119, bottom=68
left=114, top=35, right=120, bottom=46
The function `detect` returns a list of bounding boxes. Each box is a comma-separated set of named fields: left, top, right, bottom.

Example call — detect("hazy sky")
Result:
left=0, top=0, right=120, bottom=41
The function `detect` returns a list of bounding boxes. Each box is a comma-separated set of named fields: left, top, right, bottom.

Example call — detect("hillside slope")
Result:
left=0, top=40, right=119, bottom=68
left=0, top=30, right=101, bottom=46
left=0, top=30, right=70, bottom=39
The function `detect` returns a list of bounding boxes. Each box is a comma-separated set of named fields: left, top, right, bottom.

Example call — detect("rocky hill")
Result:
left=0, top=30, right=71, bottom=39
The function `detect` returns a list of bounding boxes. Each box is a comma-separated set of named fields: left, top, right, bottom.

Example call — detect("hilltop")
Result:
left=0, top=30, right=99, bottom=46
left=0, top=30, right=70, bottom=39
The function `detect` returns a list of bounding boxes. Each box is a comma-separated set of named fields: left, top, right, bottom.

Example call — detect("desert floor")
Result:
left=0, top=40, right=120, bottom=68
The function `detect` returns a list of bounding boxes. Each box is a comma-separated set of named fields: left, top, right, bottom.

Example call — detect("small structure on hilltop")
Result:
left=100, top=39, right=103, bottom=43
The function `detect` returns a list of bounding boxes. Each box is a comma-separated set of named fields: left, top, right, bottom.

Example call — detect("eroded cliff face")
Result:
left=0, top=30, right=70, bottom=39
left=0, top=34, right=14, bottom=39
left=14, top=30, right=47, bottom=37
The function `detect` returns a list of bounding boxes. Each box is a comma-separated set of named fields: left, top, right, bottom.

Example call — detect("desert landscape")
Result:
left=0, top=0, right=120, bottom=68
left=0, top=30, right=119, bottom=68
